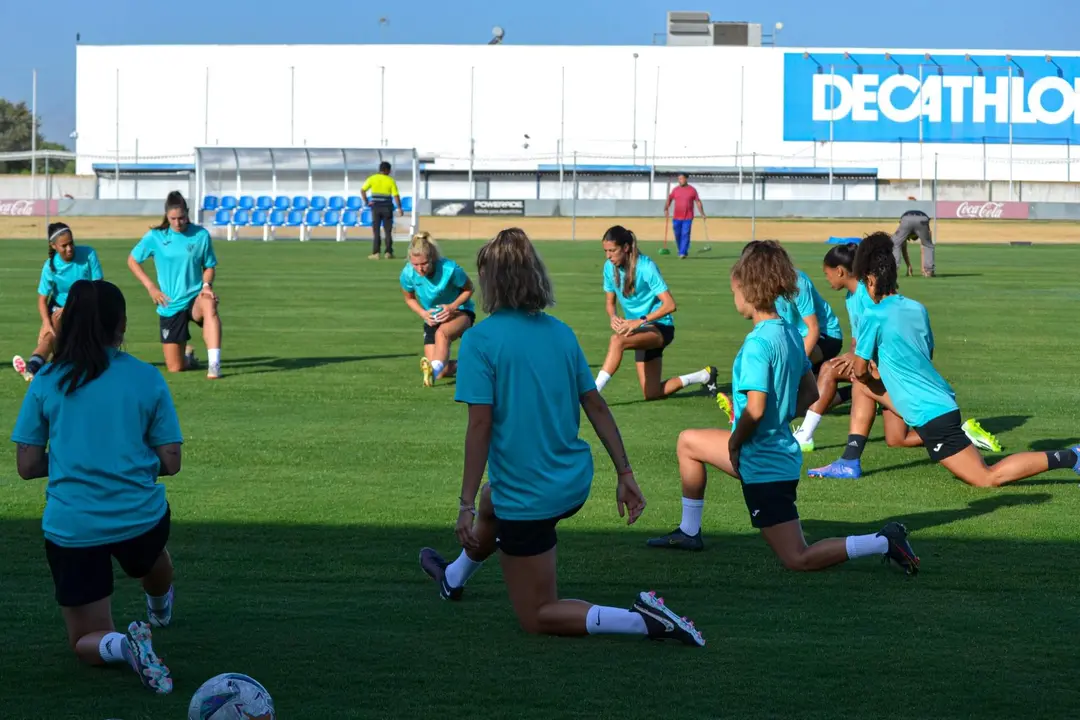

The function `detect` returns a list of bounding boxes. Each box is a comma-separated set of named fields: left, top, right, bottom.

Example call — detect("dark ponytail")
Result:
left=41, top=280, right=126, bottom=395
left=602, top=225, right=640, bottom=297
left=46, top=222, right=72, bottom=272
left=823, top=242, right=858, bottom=272
left=853, top=232, right=899, bottom=300
left=154, top=191, right=189, bottom=231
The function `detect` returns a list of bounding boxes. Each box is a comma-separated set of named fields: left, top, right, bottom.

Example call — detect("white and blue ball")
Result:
left=187, top=672, right=276, bottom=720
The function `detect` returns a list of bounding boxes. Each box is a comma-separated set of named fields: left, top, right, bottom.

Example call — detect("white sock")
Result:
left=208, top=348, right=221, bottom=366
left=147, top=587, right=171, bottom=611
left=797, top=411, right=823, bottom=439
left=595, top=370, right=612, bottom=391
left=678, top=369, right=711, bottom=387
left=845, top=533, right=889, bottom=559
left=431, top=360, right=445, bottom=378
left=444, top=550, right=483, bottom=588
left=679, top=497, right=704, bottom=536
left=98, top=632, right=129, bottom=664
left=586, top=605, right=648, bottom=635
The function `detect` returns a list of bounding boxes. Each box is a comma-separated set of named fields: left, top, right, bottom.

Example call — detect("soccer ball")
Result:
left=187, top=672, right=276, bottom=719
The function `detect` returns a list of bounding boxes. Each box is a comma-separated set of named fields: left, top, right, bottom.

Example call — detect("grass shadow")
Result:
left=931, top=273, right=984, bottom=278
left=976, top=415, right=1032, bottom=435
left=1028, top=438, right=1080, bottom=452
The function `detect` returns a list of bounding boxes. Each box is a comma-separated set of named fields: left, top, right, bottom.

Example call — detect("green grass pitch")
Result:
left=1, top=237, right=1079, bottom=719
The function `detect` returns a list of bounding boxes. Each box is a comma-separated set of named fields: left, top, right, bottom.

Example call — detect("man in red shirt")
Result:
left=664, top=173, right=705, bottom=259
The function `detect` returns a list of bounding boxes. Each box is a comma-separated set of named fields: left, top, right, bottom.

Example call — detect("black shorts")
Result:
left=45, top=505, right=171, bottom=608
left=740, top=480, right=800, bottom=529
left=159, top=300, right=202, bottom=345
left=422, top=310, right=476, bottom=346
left=812, top=335, right=844, bottom=374
left=913, top=409, right=972, bottom=462
left=635, top=323, right=675, bottom=363
left=495, top=502, right=584, bottom=557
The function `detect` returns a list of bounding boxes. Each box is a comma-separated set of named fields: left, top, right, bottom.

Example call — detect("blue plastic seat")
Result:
left=202, top=195, right=220, bottom=211
left=346, top=196, right=364, bottom=211
left=238, top=196, right=255, bottom=210
left=232, top=209, right=251, bottom=226
left=341, top=209, right=360, bottom=227
left=328, top=196, right=345, bottom=211
left=269, top=209, right=287, bottom=227
left=220, top=196, right=238, bottom=211
left=273, top=196, right=290, bottom=211
left=251, top=209, right=269, bottom=226
left=321, top=209, right=340, bottom=226
left=255, top=196, right=273, bottom=211
left=401, top=196, right=413, bottom=212
left=291, top=196, right=309, bottom=211
left=285, top=209, right=305, bottom=227
left=360, top=207, right=372, bottom=227
left=212, top=208, right=231, bottom=226
left=304, top=209, right=322, bottom=226
left=310, top=196, right=327, bottom=211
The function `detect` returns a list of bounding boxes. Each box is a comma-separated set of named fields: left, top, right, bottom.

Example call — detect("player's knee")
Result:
left=642, top=386, right=664, bottom=401
left=514, top=611, right=543, bottom=635
left=885, top=435, right=906, bottom=448
left=608, top=333, right=624, bottom=348
left=778, top=551, right=812, bottom=572
left=676, top=430, right=695, bottom=456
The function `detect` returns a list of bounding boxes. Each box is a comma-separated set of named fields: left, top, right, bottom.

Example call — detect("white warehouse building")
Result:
left=73, top=34, right=1080, bottom=202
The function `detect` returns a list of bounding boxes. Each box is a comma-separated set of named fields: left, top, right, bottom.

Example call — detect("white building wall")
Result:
left=75, top=44, right=1080, bottom=184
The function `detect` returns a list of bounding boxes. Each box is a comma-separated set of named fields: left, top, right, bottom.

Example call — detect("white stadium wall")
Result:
left=75, top=44, right=1080, bottom=184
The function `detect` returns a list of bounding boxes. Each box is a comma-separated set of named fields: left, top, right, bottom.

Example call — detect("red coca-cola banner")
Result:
left=0, top=199, right=59, bottom=216
left=935, top=200, right=1030, bottom=220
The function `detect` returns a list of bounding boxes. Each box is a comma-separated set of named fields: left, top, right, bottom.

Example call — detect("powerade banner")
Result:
left=783, top=52, right=1080, bottom=144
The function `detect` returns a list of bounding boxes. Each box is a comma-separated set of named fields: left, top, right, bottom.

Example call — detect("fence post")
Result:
left=933, top=152, right=939, bottom=246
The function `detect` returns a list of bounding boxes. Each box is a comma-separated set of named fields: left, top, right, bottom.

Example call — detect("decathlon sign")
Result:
left=783, top=52, right=1080, bottom=144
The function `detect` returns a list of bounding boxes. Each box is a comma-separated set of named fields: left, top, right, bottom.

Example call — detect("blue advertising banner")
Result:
left=783, top=52, right=1080, bottom=144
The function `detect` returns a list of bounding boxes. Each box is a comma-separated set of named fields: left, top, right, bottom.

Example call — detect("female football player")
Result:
left=593, top=225, right=717, bottom=400
left=13, top=222, right=103, bottom=381
left=127, top=191, right=222, bottom=379
left=418, top=228, right=704, bottom=646
left=11, top=280, right=180, bottom=694
left=844, top=234, right=1079, bottom=488
left=399, top=231, right=475, bottom=387
left=645, top=240, right=920, bottom=575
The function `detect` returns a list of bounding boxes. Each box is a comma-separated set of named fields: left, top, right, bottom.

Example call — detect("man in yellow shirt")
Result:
left=360, top=161, right=404, bottom=259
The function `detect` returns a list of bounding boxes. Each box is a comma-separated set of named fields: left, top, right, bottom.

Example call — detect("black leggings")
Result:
left=372, top=206, right=394, bottom=254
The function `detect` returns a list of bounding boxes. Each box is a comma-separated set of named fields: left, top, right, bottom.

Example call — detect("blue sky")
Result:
left=2, top=0, right=1076, bottom=143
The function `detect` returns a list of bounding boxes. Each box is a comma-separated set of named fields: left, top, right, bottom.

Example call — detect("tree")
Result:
left=0, top=97, right=73, bottom=174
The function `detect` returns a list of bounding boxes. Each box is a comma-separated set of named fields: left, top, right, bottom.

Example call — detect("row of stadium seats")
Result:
left=202, top=194, right=414, bottom=213
left=211, top=206, right=395, bottom=242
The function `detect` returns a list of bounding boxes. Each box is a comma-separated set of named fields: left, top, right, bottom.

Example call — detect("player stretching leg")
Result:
left=837, top=234, right=1077, bottom=487
left=646, top=241, right=919, bottom=575
left=10, top=280, right=181, bottom=693
left=127, top=192, right=223, bottom=379
left=418, top=228, right=704, bottom=646
left=13, top=223, right=103, bottom=381
left=399, top=232, right=475, bottom=387
left=892, top=209, right=934, bottom=278
left=593, top=226, right=718, bottom=400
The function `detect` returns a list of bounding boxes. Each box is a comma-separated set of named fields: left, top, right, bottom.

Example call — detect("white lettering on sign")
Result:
left=0, top=200, right=35, bottom=216
left=812, top=73, right=1079, bottom=126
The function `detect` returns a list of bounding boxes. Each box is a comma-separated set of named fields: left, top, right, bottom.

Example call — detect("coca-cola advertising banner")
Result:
left=935, top=201, right=1031, bottom=220
left=0, top=199, right=59, bottom=216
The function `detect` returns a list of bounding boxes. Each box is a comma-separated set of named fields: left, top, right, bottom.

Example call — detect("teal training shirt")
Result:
left=844, top=281, right=873, bottom=342
left=454, top=310, right=595, bottom=520
left=603, top=254, right=674, bottom=326
left=855, top=294, right=957, bottom=428
left=37, top=246, right=103, bottom=307
left=131, top=224, right=218, bottom=318
left=10, top=349, right=184, bottom=547
left=731, top=319, right=812, bottom=484
left=776, top=270, right=843, bottom=340
left=399, top=257, right=475, bottom=313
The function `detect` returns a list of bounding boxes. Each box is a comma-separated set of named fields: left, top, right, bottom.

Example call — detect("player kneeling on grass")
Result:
left=804, top=236, right=999, bottom=477
left=14, top=222, right=103, bottom=382
left=127, top=191, right=223, bottom=379
left=841, top=234, right=1080, bottom=488
left=594, top=225, right=718, bottom=401
left=399, top=231, right=475, bottom=387
left=646, top=240, right=919, bottom=575
left=418, top=228, right=704, bottom=646
left=10, top=279, right=182, bottom=694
